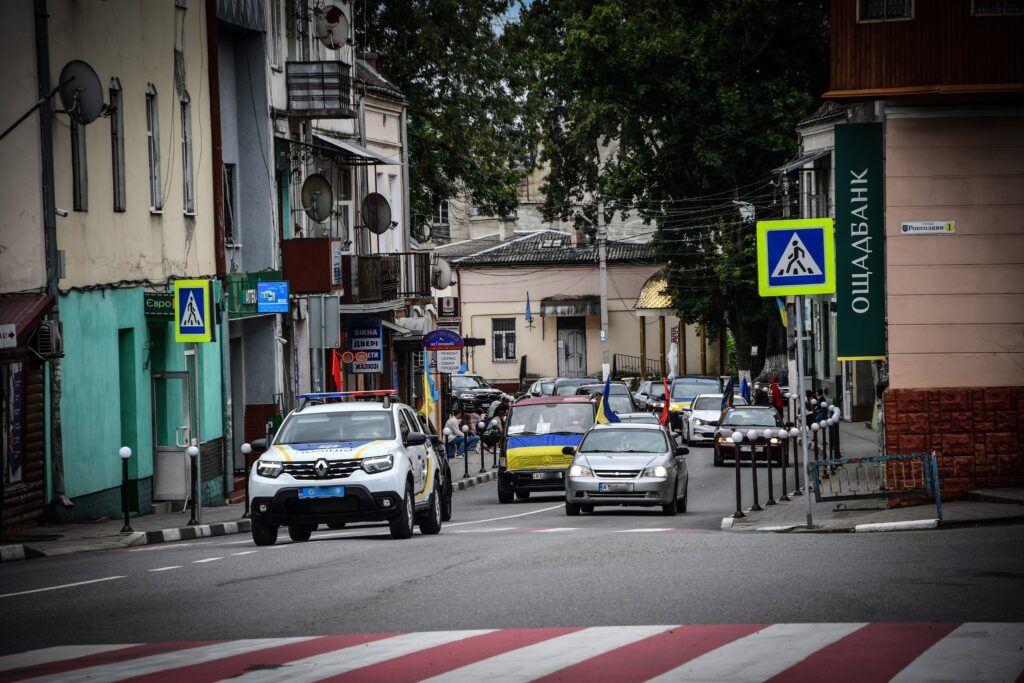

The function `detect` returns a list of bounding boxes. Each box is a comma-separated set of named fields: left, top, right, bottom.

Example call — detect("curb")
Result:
left=855, top=519, right=938, bottom=533
left=452, top=470, right=499, bottom=491
left=1, top=544, right=26, bottom=562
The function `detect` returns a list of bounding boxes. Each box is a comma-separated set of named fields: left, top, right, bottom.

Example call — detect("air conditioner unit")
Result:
left=34, top=320, right=64, bottom=359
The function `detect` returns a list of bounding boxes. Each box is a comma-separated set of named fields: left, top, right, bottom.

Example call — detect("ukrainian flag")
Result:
left=596, top=376, right=621, bottom=425
left=776, top=297, right=788, bottom=328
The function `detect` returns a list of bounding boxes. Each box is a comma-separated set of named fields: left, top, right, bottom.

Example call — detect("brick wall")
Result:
left=884, top=387, right=1024, bottom=500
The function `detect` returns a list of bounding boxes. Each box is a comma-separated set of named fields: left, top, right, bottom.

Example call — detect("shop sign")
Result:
left=348, top=317, right=383, bottom=374
left=256, top=282, right=289, bottom=313
left=422, top=329, right=464, bottom=351
left=144, top=292, right=175, bottom=319
left=436, top=349, right=461, bottom=374
left=437, top=296, right=460, bottom=318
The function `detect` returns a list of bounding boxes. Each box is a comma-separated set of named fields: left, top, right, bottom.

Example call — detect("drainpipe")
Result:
left=400, top=105, right=411, bottom=251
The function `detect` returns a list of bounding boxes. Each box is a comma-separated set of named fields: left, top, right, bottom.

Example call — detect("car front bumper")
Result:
left=250, top=485, right=402, bottom=526
left=499, top=468, right=567, bottom=492
left=565, top=476, right=674, bottom=506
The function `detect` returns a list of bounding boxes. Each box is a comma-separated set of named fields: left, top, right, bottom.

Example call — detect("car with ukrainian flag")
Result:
left=246, top=391, right=447, bottom=544
left=497, top=395, right=597, bottom=503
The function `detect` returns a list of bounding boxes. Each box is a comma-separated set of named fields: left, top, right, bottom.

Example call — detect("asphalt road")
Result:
left=1, top=445, right=1022, bottom=657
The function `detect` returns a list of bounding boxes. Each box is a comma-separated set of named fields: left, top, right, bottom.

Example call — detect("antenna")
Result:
left=58, top=60, right=105, bottom=125
left=301, top=173, right=334, bottom=223
left=361, top=192, right=392, bottom=235
left=432, top=258, right=453, bottom=290
left=314, top=3, right=350, bottom=50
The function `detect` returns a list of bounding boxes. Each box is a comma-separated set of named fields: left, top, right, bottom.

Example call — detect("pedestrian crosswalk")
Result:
left=1, top=623, right=1021, bottom=682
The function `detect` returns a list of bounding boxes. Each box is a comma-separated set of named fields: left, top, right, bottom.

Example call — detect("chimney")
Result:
left=363, top=52, right=381, bottom=71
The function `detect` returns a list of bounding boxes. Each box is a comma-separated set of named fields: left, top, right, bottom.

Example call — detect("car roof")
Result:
left=576, top=383, right=628, bottom=391
left=513, top=395, right=595, bottom=407
left=554, top=377, right=599, bottom=384
left=589, top=422, right=666, bottom=430
left=292, top=401, right=404, bottom=415
left=672, top=375, right=720, bottom=383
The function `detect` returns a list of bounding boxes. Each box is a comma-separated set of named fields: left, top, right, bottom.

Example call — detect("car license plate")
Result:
left=740, top=446, right=752, bottom=453
left=598, top=482, right=633, bottom=493
left=532, top=471, right=562, bottom=480
left=298, top=486, right=345, bottom=499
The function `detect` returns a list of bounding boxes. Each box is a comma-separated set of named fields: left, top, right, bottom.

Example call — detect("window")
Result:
left=492, top=318, right=516, bottom=363
left=433, top=200, right=449, bottom=225
left=109, top=78, right=125, bottom=212
left=973, top=0, right=1024, bottom=14
left=145, top=84, right=162, bottom=211
left=71, top=120, right=88, bottom=211
left=180, top=91, right=195, bottom=215
left=858, top=0, right=913, bottom=21
left=223, top=163, right=237, bottom=244
left=2, top=362, right=24, bottom=486
left=270, top=0, right=282, bottom=68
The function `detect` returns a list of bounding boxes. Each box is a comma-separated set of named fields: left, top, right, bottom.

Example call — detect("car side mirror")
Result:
left=675, top=446, right=689, bottom=456
left=405, top=431, right=428, bottom=447
left=251, top=438, right=268, bottom=453
left=561, top=446, right=576, bottom=455
left=784, top=421, right=795, bottom=429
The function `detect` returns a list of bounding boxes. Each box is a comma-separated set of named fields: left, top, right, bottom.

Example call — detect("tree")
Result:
left=513, top=0, right=828, bottom=374
left=354, top=0, right=532, bottom=238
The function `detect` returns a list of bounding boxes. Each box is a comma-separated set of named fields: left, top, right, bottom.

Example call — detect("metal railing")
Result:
left=358, top=254, right=400, bottom=302
left=611, top=354, right=662, bottom=379
left=810, top=452, right=942, bottom=520
left=286, top=60, right=354, bottom=118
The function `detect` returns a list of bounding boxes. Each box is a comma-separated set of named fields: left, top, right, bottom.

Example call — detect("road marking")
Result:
left=452, top=527, right=519, bottom=534
left=614, top=528, right=674, bottom=533
left=192, top=557, right=222, bottom=564
left=231, top=551, right=258, bottom=556
left=0, top=645, right=136, bottom=673
left=0, top=576, right=125, bottom=600
left=148, top=566, right=182, bottom=572
left=445, top=503, right=563, bottom=527
left=891, top=622, right=1024, bottom=683
left=126, top=541, right=213, bottom=552
left=526, top=527, right=578, bottom=533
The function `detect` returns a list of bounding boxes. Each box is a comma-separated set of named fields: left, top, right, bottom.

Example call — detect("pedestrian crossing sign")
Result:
left=173, top=279, right=213, bottom=343
left=756, top=219, right=835, bottom=296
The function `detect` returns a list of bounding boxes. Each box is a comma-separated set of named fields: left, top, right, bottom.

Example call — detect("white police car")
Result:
left=247, top=391, right=446, bottom=544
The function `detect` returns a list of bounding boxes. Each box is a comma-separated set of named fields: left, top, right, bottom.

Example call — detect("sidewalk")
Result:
left=724, top=421, right=1024, bottom=533
left=1, top=457, right=500, bottom=563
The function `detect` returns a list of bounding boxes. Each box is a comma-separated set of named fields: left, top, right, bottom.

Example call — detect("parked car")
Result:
left=416, top=413, right=454, bottom=521
left=713, top=406, right=785, bottom=467
left=634, top=380, right=668, bottom=412
left=681, top=393, right=748, bottom=446
left=564, top=423, right=689, bottom=516
left=573, top=382, right=638, bottom=415
left=451, top=373, right=503, bottom=413
left=523, top=377, right=557, bottom=398
left=668, top=376, right=723, bottom=429
left=552, top=377, right=600, bottom=396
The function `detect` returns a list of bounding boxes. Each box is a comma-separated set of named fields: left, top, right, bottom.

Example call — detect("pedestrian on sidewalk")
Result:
left=444, top=409, right=474, bottom=458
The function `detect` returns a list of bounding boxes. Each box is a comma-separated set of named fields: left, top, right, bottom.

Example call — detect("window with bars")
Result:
left=224, top=163, right=237, bottom=244
left=858, top=0, right=913, bottom=21
left=146, top=84, right=162, bottom=211
left=492, top=318, right=517, bottom=363
left=71, top=120, right=88, bottom=211
left=109, top=78, right=125, bottom=212
left=973, top=0, right=1024, bottom=14
left=433, top=200, right=449, bottom=225
left=180, top=91, right=195, bottom=215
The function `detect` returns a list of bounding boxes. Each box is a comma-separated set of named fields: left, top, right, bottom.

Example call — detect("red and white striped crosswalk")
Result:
left=1, top=623, right=1021, bottom=683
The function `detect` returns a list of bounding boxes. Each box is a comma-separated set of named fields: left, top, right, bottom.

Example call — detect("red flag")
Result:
left=659, top=376, right=670, bottom=426
left=331, top=349, right=343, bottom=391
left=770, top=373, right=784, bottom=411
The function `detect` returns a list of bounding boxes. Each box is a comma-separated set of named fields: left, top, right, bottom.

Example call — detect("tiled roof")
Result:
left=453, top=230, right=658, bottom=266
left=356, top=60, right=405, bottom=102
left=634, top=272, right=673, bottom=310
left=433, top=234, right=505, bottom=259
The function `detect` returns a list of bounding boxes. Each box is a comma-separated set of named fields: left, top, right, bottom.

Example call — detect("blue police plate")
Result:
left=298, top=486, right=345, bottom=499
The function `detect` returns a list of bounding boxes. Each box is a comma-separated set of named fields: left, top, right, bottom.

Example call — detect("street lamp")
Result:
left=241, top=443, right=252, bottom=519
left=119, top=446, right=132, bottom=533
left=187, top=445, right=200, bottom=525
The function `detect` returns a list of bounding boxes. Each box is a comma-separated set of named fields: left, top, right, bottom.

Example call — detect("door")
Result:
left=401, top=408, right=428, bottom=495
left=557, top=317, right=587, bottom=377
left=152, top=372, right=191, bottom=500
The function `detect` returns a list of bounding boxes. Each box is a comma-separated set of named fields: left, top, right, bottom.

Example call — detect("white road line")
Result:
left=231, top=551, right=258, bottom=556
left=24, top=638, right=315, bottom=683
left=891, top=622, right=1024, bottom=683
left=148, top=566, right=182, bottom=572
left=445, top=503, right=564, bottom=527
left=126, top=541, right=212, bottom=552
left=452, top=527, right=519, bottom=533
left=422, top=625, right=671, bottom=682
left=0, top=576, right=126, bottom=600
left=531, top=527, right=578, bottom=533
left=230, top=631, right=492, bottom=683
left=614, top=528, right=673, bottom=533
left=646, top=623, right=865, bottom=682
left=192, top=557, right=222, bottom=563
left=0, top=645, right=136, bottom=673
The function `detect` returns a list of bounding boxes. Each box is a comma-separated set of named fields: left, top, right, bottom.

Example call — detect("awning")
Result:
left=0, top=294, right=55, bottom=349
left=313, top=134, right=401, bottom=166
left=773, top=148, right=830, bottom=175
left=382, top=319, right=414, bottom=335
left=541, top=295, right=599, bottom=317
left=634, top=274, right=675, bottom=317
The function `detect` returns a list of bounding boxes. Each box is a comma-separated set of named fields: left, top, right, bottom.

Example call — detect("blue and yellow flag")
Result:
left=739, top=376, right=750, bottom=404
left=719, top=375, right=735, bottom=423
left=596, top=376, right=621, bottom=424
left=776, top=297, right=788, bottom=328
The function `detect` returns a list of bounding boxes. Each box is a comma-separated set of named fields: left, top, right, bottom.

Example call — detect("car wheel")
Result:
left=288, top=524, right=314, bottom=542
left=327, top=522, right=347, bottom=530
left=441, top=477, right=453, bottom=522
left=418, top=481, right=443, bottom=535
left=251, top=520, right=278, bottom=546
left=515, top=491, right=531, bottom=500
left=565, top=501, right=581, bottom=516
left=581, top=504, right=594, bottom=513
left=661, top=487, right=678, bottom=516
left=497, top=484, right=515, bottom=504
left=388, top=483, right=415, bottom=540
left=676, top=480, right=688, bottom=513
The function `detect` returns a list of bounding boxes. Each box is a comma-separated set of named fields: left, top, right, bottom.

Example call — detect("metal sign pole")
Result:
left=794, top=296, right=812, bottom=527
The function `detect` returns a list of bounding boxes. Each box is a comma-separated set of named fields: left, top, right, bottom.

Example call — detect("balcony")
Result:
left=358, top=255, right=400, bottom=302
left=286, top=61, right=354, bottom=118
left=226, top=270, right=284, bottom=318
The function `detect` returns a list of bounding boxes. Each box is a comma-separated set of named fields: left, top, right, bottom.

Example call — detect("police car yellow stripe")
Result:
left=353, top=440, right=387, bottom=459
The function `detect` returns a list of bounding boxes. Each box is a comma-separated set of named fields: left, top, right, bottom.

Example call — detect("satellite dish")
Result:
left=314, top=3, right=350, bottom=50
left=59, top=60, right=104, bottom=125
left=432, top=258, right=453, bottom=290
left=362, top=192, right=392, bottom=235
left=301, top=173, right=334, bottom=223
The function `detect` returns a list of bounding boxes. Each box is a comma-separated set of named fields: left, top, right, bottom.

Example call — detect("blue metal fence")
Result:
left=810, top=452, right=943, bottom=521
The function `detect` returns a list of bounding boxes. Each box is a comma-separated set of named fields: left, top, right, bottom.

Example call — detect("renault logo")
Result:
left=314, top=459, right=330, bottom=478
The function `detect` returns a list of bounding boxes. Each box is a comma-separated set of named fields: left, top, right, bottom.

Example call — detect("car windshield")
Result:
left=539, top=380, right=555, bottom=395
left=721, top=408, right=780, bottom=427
left=275, top=411, right=395, bottom=444
left=693, top=396, right=747, bottom=411
left=579, top=428, right=668, bottom=453
left=555, top=381, right=592, bottom=396
left=672, top=380, right=719, bottom=399
left=618, top=413, right=659, bottom=424
left=606, top=395, right=634, bottom=414
left=507, top=403, right=595, bottom=435
left=452, top=376, right=488, bottom=390
left=647, top=384, right=667, bottom=399
left=577, top=384, right=628, bottom=395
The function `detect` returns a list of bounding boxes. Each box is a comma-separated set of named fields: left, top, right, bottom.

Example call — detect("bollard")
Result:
left=477, top=423, right=488, bottom=474
left=187, top=445, right=200, bottom=525
left=119, top=447, right=133, bottom=533
left=832, top=419, right=842, bottom=459
left=730, top=432, right=745, bottom=519
left=241, top=443, right=252, bottom=519
left=779, top=428, right=791, bottom=502
left=765, top=430, right=777, bottom=506
left=747, top=430, right=762, bottom=512
left=791, top=427, right=804, bottom=497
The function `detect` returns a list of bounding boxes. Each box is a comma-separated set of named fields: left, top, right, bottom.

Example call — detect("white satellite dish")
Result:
left=59, top=60, right=104, bottom=125
left=301, top=173, right=334, bottom=223
left=432, top=258, right=453, bottom=290
left=361, top=192, right=392, bottom=235
left=314, top=3, right=350, bottom=50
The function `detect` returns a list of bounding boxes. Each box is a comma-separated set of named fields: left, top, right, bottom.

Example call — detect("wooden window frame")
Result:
left=857, top=0, right=914, bottom=23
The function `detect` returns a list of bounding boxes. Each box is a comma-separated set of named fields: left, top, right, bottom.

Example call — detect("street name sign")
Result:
left=900, top=220, right=955, bottom=235
left=174, top=279, right=213, bottom=343
left=757, top=218, right=836, bottom=296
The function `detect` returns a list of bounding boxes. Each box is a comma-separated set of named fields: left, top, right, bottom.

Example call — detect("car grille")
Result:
left=593, top=469, right=642, bottom=479
left=283, top=459, right=361, bottom=480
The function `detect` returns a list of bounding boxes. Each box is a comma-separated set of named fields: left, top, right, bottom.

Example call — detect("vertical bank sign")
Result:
left=835, top=123, right=886, bottom=360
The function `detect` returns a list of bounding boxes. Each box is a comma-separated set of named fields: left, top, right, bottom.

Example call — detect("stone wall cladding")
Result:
left=884, top=387, right=1024, bottom=500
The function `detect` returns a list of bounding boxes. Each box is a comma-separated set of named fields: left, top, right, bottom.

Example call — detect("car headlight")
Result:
left=693, top=418, right=706, bottom=426
left=642, top=465, right=668, bottom=478
left=256, top=461, right=283, bottom=479
left=770, top=437, right=781, bottom=445
left=569, top=463, right=593, bottom=478
left=459, top=393, right=476, bottom=399
left=498, top=455, right=506, bottom=468
left=361, top=454, right=394, bottom=474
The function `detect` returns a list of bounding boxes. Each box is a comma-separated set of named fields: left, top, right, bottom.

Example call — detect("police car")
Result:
left=247, top=391, right=447, bottom=544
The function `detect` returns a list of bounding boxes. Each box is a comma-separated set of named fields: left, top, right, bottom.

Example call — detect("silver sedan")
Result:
left=564, top=423, right=689, bottom=516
